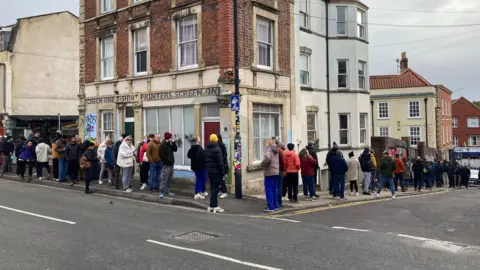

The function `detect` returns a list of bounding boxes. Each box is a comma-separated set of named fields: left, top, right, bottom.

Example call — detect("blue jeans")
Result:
left=302, top=175, right=316, bottom=197
left=394, top=173, right=403, bottom=191
left=369, top=169, right=377, bottom=190
left=194, top=169, right=207, bottom=194
left=332, top=174, right=345, bottom=198
left=264, top=175, right=278, bottom=210
left=277, top=171, right=283, bottom=205
left=377, top=176, right=395, bottom=196
left=58, top=158, right=68, bottom=182
left=149, top=161, right=162, bottom=191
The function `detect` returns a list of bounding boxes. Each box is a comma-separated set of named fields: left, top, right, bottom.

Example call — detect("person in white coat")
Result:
left=97, top=137, right=110, bottom=185
left=35, top=138, right=51, bottom=180
left=116, top=135, right=136, bottom=192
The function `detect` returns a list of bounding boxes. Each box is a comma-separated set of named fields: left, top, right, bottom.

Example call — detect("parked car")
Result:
left=469, top=169, right=479, bottom=187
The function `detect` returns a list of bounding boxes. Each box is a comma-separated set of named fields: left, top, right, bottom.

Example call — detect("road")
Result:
left=0, top=179, right=479, bottom=270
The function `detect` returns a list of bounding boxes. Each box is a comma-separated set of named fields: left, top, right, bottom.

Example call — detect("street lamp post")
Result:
left=233, top=0, right=242, bottom=199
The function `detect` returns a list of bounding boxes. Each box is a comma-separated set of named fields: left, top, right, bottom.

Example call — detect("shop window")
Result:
left=144, top=106, right=194, bottom=166
left=253, top=104, right=281, bottom=162
left=102, top=111, right=114, bottom=142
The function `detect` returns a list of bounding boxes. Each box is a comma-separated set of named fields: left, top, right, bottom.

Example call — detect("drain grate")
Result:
left=172, top=231, right=218, bottom=242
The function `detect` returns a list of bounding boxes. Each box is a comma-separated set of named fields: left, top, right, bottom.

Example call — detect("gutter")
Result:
left=370, top=100, right=374, bottom=136
left=424, top=97, right=428, bottom=147
left=0, top=63, right=5, bottom=114
left=325, top=0, right=331, bottom=149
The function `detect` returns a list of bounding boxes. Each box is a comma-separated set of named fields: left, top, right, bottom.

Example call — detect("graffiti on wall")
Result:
left=387, top=146, right=407, bottom=159
left=84, top=114, right=97, bottom=140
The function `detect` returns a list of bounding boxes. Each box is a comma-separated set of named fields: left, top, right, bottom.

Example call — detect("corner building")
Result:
left=79, top=0, right=294, bottom=193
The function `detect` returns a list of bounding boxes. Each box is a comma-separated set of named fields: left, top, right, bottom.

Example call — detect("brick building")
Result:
left=78, top=0, right=294, bottom=193
left=452, top=97, right=480, bottom=147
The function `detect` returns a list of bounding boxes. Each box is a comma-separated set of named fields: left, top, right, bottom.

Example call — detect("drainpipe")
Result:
left=325, top=0, right=331, bottom=149
left=370, top=100, right=374, bottom=136
left=0, top=64, right=5, bottom=111
left=424, top=97, right=428, bottom=147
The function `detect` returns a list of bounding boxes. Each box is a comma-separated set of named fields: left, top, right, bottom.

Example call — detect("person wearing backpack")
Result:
left=359, top=148, right=373, bottom=195
left=82, top=141, right=98, bottom=194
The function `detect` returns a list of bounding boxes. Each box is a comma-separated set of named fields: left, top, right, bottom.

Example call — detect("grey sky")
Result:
left=0, top=0, right=478, bottom=100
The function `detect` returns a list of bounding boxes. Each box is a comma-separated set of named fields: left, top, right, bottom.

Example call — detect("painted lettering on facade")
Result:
left=247, top=89, right=289, bottom=98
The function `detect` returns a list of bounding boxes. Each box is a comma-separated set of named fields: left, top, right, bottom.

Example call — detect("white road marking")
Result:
left=397, top=234, right=427, bottom=241
left=0, top=205, right=76, bottom=225
left=332, top=226, right=370, bottom=232
left=248, top=216, right=301, bottom=223
left=147, top=239, right=283, bottom=270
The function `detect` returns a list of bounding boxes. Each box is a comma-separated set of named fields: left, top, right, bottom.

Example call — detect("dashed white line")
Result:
left=248, top=216, right=301, bottom=223
left=0, top=205, right=76, bottom=225
left=332, top=226, right=370, bottom=232
left=147, top=239, right=283, bottom=270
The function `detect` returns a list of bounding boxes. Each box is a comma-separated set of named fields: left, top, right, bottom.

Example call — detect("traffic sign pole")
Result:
left=233, top=0, right=242, bottom=199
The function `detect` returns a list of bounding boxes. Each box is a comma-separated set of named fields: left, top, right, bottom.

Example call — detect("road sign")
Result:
left=230, top=95, right=240, bottom=112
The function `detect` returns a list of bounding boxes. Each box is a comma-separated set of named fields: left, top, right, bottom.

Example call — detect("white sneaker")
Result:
left=219, top=193, right=228, bottom=199
left=376, top=193, right=380, bottom=198
left=207, top=207, right=214, bottom=212
left=124, top=188, right=133, bottom=193
left=202, top=192, right=209, bottom=197
left=140, top=183, right=147, bottom=190
left=392, top=195, right=396, bottom=199
left=350, top=192, right=354, bottom=196
left=194, top=193, right=205, bottom=200
left=38, top=177, right=43, bottom=180
left=99, top=180, right=103, bottom=185
left=356, top=192, right=359, bottom=197
left=213, top=207, right=225, bottom=213
left=108, top=179, right=112, bottom=184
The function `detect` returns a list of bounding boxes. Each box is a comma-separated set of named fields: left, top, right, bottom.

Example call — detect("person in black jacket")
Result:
left=14, top=136, right=27, bottom=176
left=83, top=141, right=98, bottom=194
left=458, top=165, right=470, bottom=188
left=203, top=134, right=224, bottom=213
left=159, top=132, right=178, bottom=197
left=446, top=161, right=457, bottom=188
left=1, top=136, right=15, bottom=176
left=216, top=134, right=229, bottom=199
left=359, top=148, right=374, bottom=195
left=112, top=134, right=125, bottom=190
left=412, top=157, right=425, bottom=191
left=187, top=136, right=207, bottom=199
left=65, top=136, right=81, bottom=183
left=325, top=142, right=339, bottom=194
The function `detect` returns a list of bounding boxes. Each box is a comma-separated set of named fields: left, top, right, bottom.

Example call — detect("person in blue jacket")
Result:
left=18, top=140, right=36, bottom=182
left=328, top=147, right=348, bottom=200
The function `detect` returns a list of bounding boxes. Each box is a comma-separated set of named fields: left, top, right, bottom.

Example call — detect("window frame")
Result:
left=453, top=136, right=458, bottom=146
left=133, top=28, right=148, bottom=76
left=177, top=16, right=199, bottom=70
left=467, top=117, right=479, bottom=128
left=452, top=117, right=458, bottom=128
left=299, top=0, right=310, bottom=29
left=356, top=9, right=366, bottom=39
left=299, top=53, right=310, bottom=86
left=306, top=112, right=317, bottom=143
left=336, top=6, right=347, bottom=36
left=252, top=104, right=282, bottom=162
left=468, top=136, right=480, bottom=146
left=256, top=16, right=274, bottom=70
left=359, top=113, right=368, bottom=145
left=101, top=0, right=114, bottom=14
left=338, top=113, right=350, bottom=146
left=409, top=126, right=421, bottom=146
left=379, top=127, right=390, bottom=137
left=101, top=110, right=114, bottom=143
left=337, top=59, right=348, bottom=88
left=377, top=102, right=389, bottom=119
left=408, top=100, right=421, bottom=118
left=100, top=36, right=114, bottom=81
left=358, top=61, right=366, bottom=90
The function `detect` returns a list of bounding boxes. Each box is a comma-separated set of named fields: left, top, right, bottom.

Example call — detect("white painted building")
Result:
left=293, top=0, right=370, bottom=189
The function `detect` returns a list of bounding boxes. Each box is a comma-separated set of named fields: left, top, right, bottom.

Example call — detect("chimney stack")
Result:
left=400, top=52, right=408, bottom=72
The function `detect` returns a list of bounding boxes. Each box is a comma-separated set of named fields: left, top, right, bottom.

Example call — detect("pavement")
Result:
left=0, top=179, right=479, bottom=269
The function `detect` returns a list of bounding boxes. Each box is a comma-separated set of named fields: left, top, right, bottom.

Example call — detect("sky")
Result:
left=0, top=0, right=478, bottom=100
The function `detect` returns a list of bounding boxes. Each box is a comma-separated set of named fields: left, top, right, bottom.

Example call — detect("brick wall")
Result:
left=452, top=97, right=480, bottom=146
left=84, top=21, right=96, bottom=83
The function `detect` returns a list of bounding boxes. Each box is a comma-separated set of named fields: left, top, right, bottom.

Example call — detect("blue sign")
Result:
left=230, top=95, right=240, bottom=112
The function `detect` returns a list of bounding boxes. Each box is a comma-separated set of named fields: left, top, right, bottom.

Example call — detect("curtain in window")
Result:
left=179, top=17, right=198, bottom=67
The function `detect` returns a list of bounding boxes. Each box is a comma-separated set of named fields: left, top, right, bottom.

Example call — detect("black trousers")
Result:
left=350, top=180, right=358, bottom=193
left=114, top=164, right=121, bottom=189
left=67, top=159, right=79, bottom=181
left=286, top=172, right=299, bottom=201
left=84, top=166, right=94, bottom=192
left=18, top=160, right=33, bottom=178
left=209, top=175, right=222, bottom=208
left=36, top=162, right=49, bottom=178
left=53, top=158, right=59, bottom=179
left=448, top=174, right=455, bottom=188
left=140, top=162, right=149, bottom=184
left=219, top=175, right=228, bottom=193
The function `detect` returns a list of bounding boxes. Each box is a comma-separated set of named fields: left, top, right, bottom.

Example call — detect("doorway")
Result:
left=203, top=121, right=220, bottom=148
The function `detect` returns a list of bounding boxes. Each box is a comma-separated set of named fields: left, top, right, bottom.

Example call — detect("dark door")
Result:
left=203, top=122, right=220, bottom=147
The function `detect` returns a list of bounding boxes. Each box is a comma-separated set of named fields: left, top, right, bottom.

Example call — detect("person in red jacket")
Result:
left=393, top=154, right=406, bottom=192
left=285, top=143, right=300, bottom=203
left=300, top=148, right=318, bottom=201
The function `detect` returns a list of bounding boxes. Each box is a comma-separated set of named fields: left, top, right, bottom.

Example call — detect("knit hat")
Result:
left=210, top=134, right=218, bottom=143
left=164, top=132, right=172, bottom=140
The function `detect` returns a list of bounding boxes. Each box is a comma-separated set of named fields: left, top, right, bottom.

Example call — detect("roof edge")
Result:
left=16, top=11, right=78, bottom=22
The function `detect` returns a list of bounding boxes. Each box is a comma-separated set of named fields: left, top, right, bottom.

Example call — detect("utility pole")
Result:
left=233, top=0, right=242, bottom=199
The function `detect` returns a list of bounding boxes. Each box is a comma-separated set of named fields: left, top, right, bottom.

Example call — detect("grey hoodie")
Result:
left=261, top=146, right=279, bottom=176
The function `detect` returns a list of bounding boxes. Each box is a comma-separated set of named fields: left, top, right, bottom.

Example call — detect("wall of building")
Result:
left=10, top=12, right=79, bottom=116
left=452, top=97, right=480, bottom=146
left=371, top=86, right=437, bottom=149
left=0, top=52, right=12, bottom=115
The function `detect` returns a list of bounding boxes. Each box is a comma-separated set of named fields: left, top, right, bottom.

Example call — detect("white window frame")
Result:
left=467, top=117, right=479, bottom=128
left=408, top=100, right=421, bottom=118
left=337, top=59, right=348, bottom=88
left=356, top=9, right=366, bottom=39
left=132, top=0, right=145, bottom=3
left=442, top=100, right=445, bottom=115
left=453, top=117, right=458, bottom=128
left=336, top=6, right=347, bottom=36
left=101, top=0, right=114, bottom=13
left=453, top=136, right=458, bottom=146
left=358, top=61, right=366, bottom=90
left=256, top=16, right=274, bottom=69
left=133, top=28, right=148, bottom=76
left=409, top=126, right=421, bottom=146
left=379, top=127, right=390, bottom=137
left=338, top=113, right=350, bottom=146
left=299, top=53, right=310, bottom=86
left=377, top=102, right=389, bottom=119
left=299, top=0, right=310, bottom=29
left=253, top=104, right=282, bottom=162
left=100, top=36, right=114, bottom=81
left=468, top=136, right=480, bottom=146
left=102, top=111, right=114, bottom=143
left=177, top=16, right=199, bottom=70
left=307, top=112, right=317, bottom=143
left=359, top=113, right=368, bottom=145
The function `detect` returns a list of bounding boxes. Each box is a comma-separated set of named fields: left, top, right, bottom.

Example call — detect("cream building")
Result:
left=0, top=12, right=79, bottom=138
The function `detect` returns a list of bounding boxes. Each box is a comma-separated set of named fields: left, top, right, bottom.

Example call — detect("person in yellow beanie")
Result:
left=203, top=133, right=224, bottom=213
left=209, top=134, right=218, bottom=143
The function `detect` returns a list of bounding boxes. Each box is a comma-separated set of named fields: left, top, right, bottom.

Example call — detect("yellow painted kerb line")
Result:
left=271, top=191, right=447, bottom=218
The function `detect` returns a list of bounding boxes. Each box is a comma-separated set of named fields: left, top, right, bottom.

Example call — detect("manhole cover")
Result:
left=172, top=231, right=218, bottom=242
